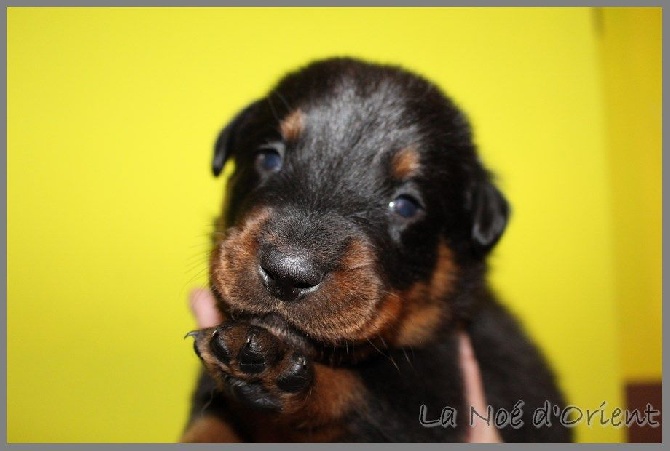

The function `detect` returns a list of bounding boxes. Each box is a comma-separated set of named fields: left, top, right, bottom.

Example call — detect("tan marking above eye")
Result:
left=391, top=146, right=421, bottom=180
left=280, top=109, right=304, bottom=141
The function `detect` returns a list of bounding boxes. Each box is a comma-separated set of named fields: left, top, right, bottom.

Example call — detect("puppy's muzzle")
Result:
left=258, top=244, right=325, bottom=302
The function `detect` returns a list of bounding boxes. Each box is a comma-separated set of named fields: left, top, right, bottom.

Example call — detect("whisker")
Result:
left=367, top=338, right=399, bottom=372
left=400, top=347, right=418, bottom=375
left=379, top=336, right=389, bottom=350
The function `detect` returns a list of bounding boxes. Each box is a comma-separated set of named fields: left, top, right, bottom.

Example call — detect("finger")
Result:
left=459, top=332, right=503, bottom=443
left=189, top=288, right=223, bottom=329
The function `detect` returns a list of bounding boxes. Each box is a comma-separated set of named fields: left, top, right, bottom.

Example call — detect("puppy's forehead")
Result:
left=275, top=78, right=425, bottom=168
left=257, top=59, right=478, bottom=201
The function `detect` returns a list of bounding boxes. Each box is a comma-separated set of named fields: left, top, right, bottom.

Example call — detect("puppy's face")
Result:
left=210, top=58, right=508, bottom=348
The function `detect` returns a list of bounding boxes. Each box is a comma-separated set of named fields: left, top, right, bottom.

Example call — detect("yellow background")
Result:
left=7, top=7, right=661, bottom=443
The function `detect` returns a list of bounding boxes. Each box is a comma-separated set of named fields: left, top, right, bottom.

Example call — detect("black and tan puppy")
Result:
left=183, top=57, right=572, bottom=442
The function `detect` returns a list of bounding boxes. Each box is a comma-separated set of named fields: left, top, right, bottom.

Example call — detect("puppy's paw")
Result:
left=188, top=322, right=314, bottom=413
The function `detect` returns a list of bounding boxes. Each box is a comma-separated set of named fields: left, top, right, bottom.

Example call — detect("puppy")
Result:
left=183, top=57, right=572, bottom=442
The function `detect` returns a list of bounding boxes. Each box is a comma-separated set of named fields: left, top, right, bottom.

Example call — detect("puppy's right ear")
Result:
left=212, top=100, right=262, bottom=177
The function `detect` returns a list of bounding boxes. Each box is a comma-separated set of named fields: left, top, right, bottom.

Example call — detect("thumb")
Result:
left=459, top=331, right=503, bottom=443
left=189, top=288, right=223, bottom=329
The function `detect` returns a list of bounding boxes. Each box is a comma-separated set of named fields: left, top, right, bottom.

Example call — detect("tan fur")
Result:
left=280, top=109, right=304, bottom=141
left=394, top=242, right=458, bottom=346
left=391, top=146, right=421, bottom=180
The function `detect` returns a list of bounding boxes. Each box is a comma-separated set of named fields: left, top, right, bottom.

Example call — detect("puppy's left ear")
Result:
left=212, top=100, right=262, bottom=177
left=467, top=178, right=510, bottom=255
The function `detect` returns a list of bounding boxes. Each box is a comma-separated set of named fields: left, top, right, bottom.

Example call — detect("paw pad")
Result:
left=190, top=321, right=314, bottom=412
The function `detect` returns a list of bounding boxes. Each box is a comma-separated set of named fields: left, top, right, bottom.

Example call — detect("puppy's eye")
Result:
left=389, top=194, right=423, bottom=219
left=255, top=142, right=284, bottom=173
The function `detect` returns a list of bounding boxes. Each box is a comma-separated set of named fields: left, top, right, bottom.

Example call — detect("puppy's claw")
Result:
left=184, top=329, right=202, bottom=340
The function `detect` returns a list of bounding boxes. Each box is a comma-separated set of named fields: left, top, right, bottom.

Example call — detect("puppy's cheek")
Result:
left=393, top=241, right=458, bottom=346
left=305, top=241, right=457, bottom=345
left=289, top=238, right=393, bottom=342
left=292, top=276, right=385, bottom=342
left=349, top=291, right=403, bottom=341
left=210, top=207, right=274, bottom=313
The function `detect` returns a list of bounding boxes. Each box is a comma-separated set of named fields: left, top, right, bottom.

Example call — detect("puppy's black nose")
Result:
left=258, top=246, right=324, bottom=302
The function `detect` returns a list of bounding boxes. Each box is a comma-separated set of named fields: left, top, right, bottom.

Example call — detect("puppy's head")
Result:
left=209, top=58, right=509, bottom=349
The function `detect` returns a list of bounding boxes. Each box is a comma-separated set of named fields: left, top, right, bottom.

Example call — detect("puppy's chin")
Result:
left=215, top=297, right=398, bottom=348
left=216, top=298, right=404, bottom=366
